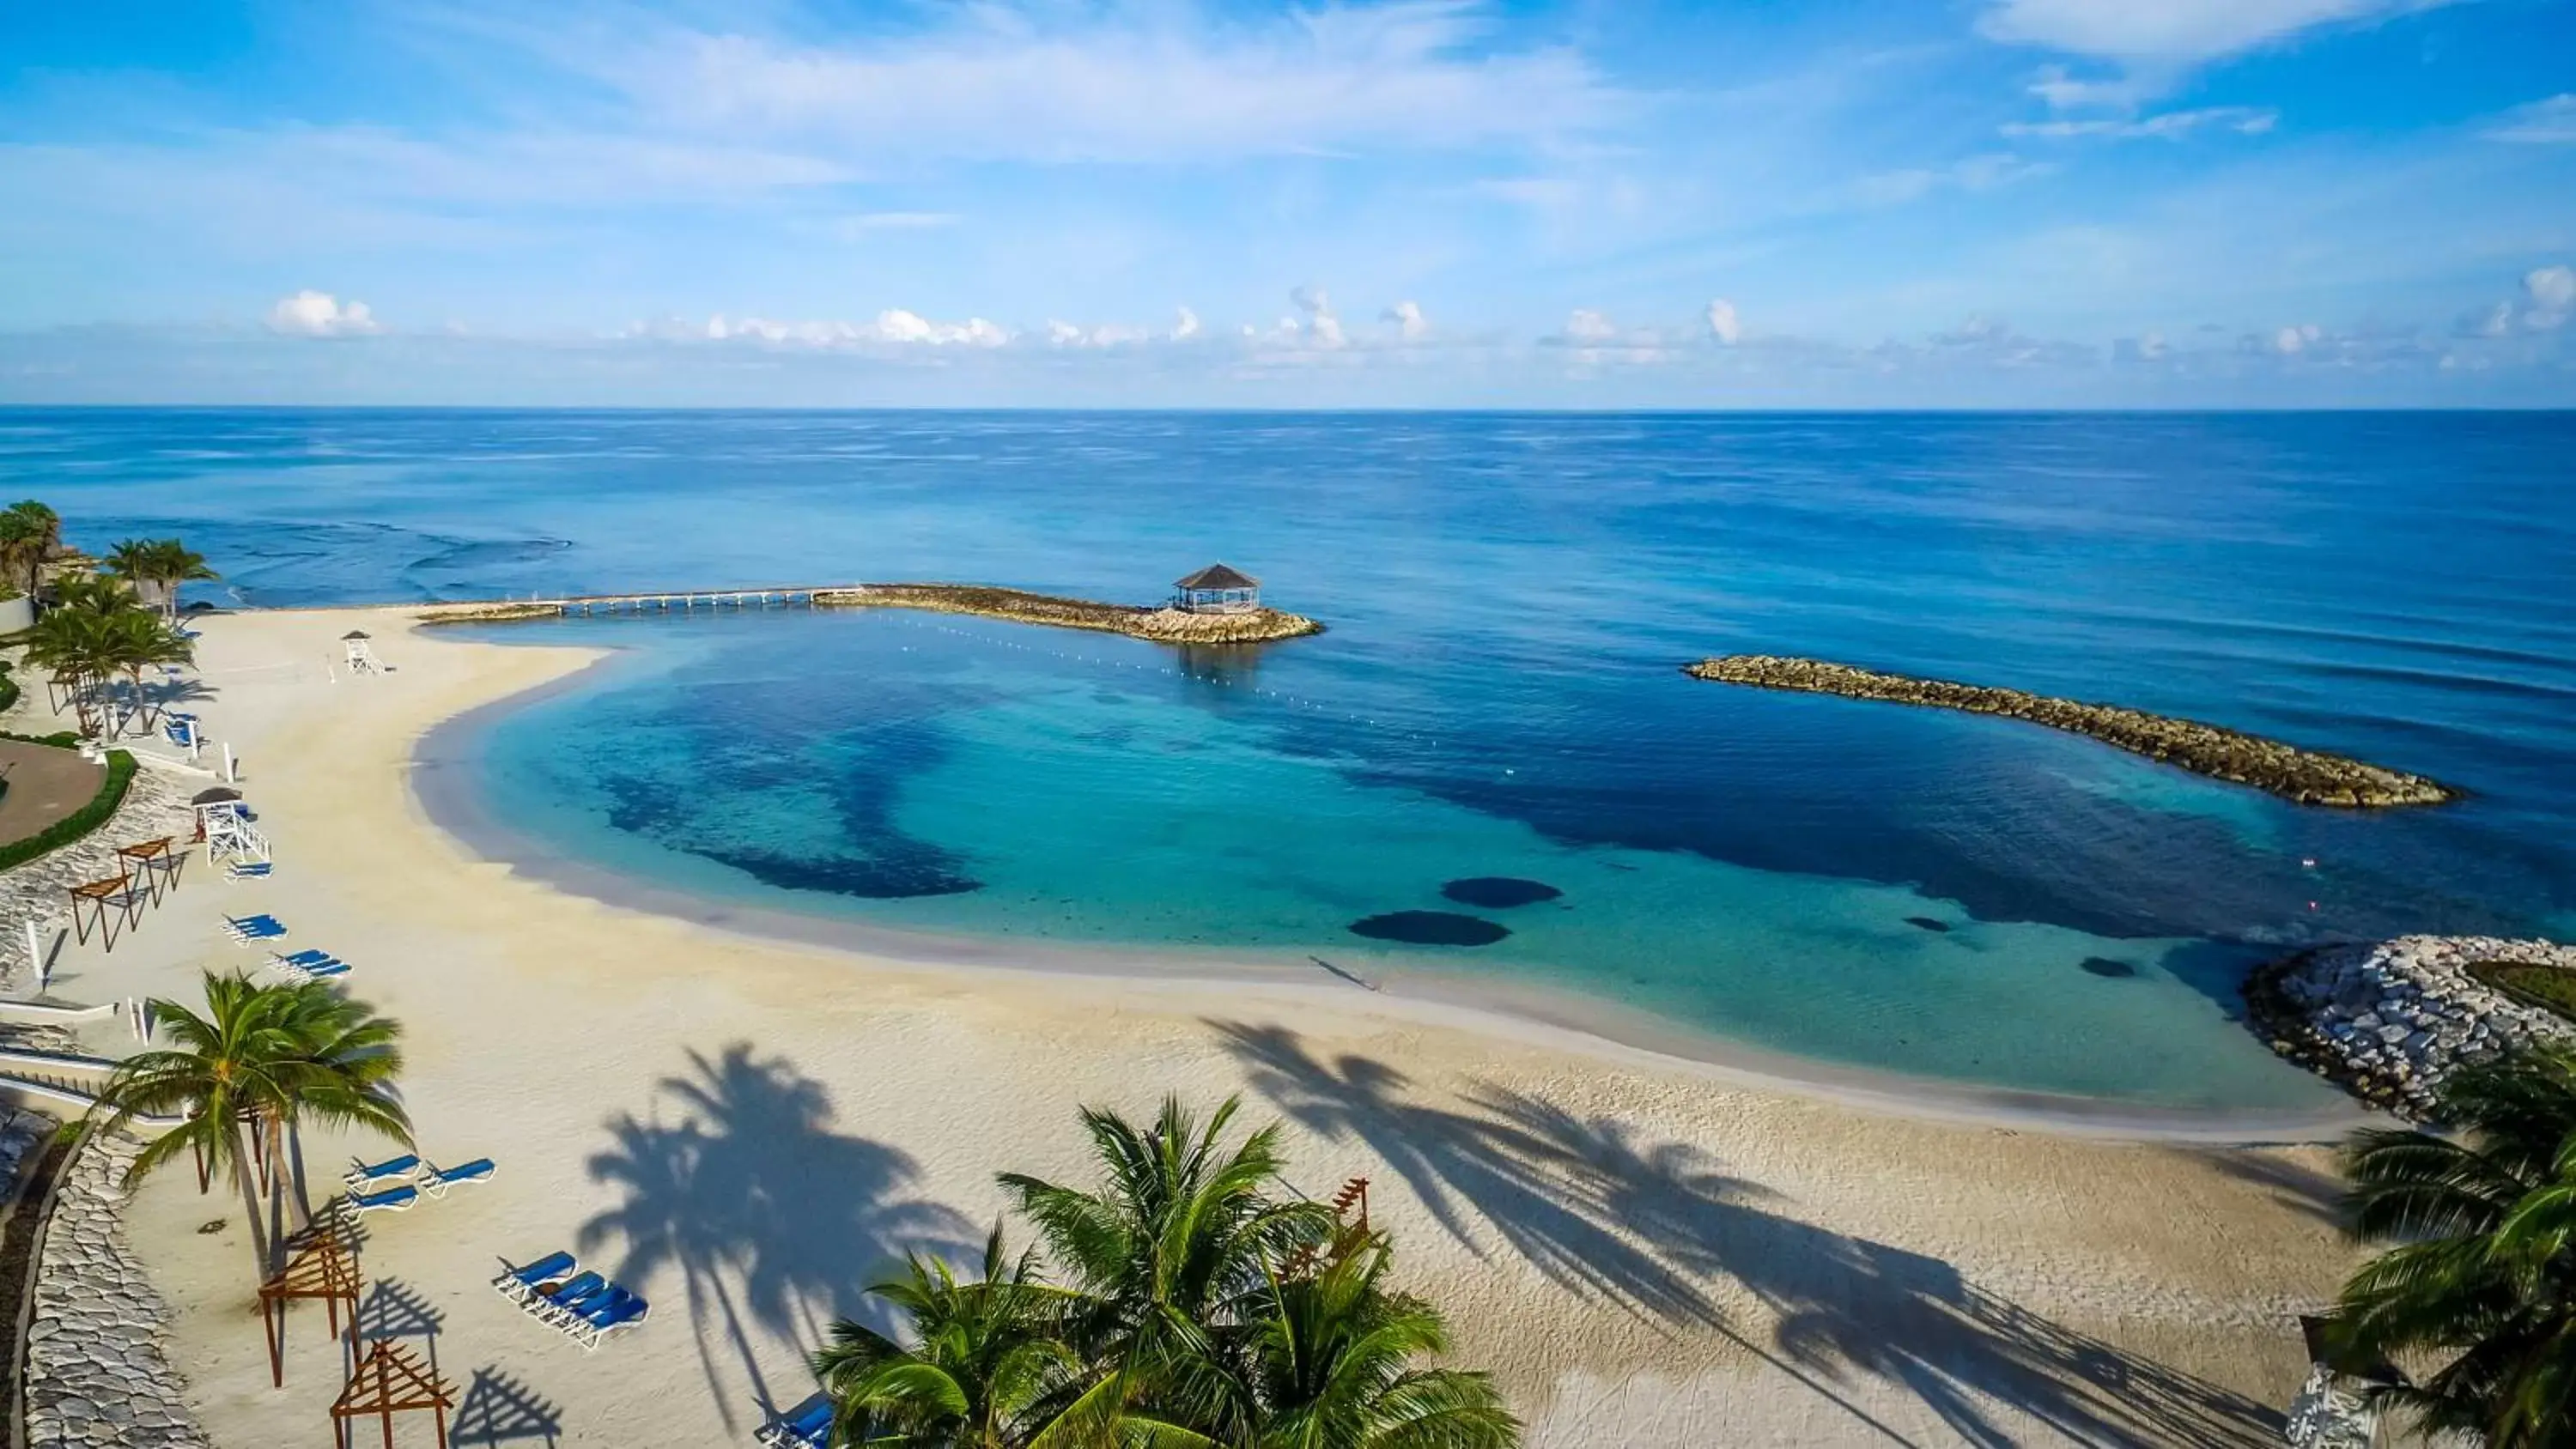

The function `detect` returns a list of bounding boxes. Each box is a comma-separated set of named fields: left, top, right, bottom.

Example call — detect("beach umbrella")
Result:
left=191, top=786, right=243, bottom=806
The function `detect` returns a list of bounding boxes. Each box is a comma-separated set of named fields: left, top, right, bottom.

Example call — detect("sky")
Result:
left=2, top=0, right=2573, bottom=407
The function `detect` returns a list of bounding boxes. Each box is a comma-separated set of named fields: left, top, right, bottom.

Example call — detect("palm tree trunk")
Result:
left=234, top=1120, right=274, bottom=1279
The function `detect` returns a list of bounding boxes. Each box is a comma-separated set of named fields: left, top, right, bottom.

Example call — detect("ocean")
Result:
left=9, top=408, right=2573, bottom=1110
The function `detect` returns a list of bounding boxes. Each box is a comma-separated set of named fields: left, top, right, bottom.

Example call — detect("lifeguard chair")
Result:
left=342, top=630, right=382, bottom=676
left=194, top=786, right=271, bottom=875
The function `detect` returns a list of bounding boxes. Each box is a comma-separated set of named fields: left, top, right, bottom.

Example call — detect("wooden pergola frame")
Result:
left=66, top=875, right=141, bottom=950
left=115, top=836, right=184, bottom=906
left=258, top=1225, right=363, bottom=1388
left=331, top=1338, right=454, bottom=1449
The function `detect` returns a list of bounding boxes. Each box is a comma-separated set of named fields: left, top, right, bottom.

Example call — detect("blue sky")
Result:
left=3, top=0, right=2573, bottom=406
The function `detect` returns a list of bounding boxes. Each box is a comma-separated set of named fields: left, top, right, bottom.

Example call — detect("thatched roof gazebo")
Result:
left=1173, top=564, right=1261, bottom=615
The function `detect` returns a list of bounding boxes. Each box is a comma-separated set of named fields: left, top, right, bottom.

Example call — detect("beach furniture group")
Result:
left=342, top=1152, right=495, bottom=1216
left=194, top=787, right=274, bottom=881
left=491, top=1250, right=652, bottom=1349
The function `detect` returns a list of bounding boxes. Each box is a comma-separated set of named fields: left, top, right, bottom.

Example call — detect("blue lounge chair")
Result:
left=275, top=948, right=331, bottom=967
left=228, top=860, right=274, bottom=881
left=222, top=913, right=287, bottom=943
left=419, top=1158, right=495, bottom=1197
left=536, top=1271, right=605, bottom=1313
left=344, top=1153, right=419, bottom=1191
left=347, top=1184, right=418, bottom=1215
left=306, top=959, right=349, bottom=978
left=758, top=1399, right=835, bottom=1449
left=574, top=1290, right=650, bottom=1349
left=491, top=1251, right=575, bottom=1302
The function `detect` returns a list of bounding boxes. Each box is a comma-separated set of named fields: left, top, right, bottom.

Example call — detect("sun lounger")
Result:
left=347, top=1184, right=419, bottom=1215
left=757, top=1399, right=835, bottom=1448
left=222, top=913, right=287, bottom=943
left=574, top=1290, right=650, bottom=1349
left=227, top=860, right=274, bottom=881
left=273, top=949, right=332, bottom=968
left=267, top=950, right=349, bottom=981
left=491, top=1251, right=575, bottom=1303
left=344, top=1154, right=420, bottom=1191
left=533, top=1272, right=611, bottom=1326
left=418, top=1158, right=494, bottom=1197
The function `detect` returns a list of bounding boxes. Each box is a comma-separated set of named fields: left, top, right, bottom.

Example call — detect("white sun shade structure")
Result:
left=343, top=629, right=381, bottom=676
left=194, top=787, right=270, bottom=868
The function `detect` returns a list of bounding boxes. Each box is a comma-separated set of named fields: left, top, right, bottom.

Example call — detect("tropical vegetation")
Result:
left=88, top=972, right=409, bottom=1277
left=103, top=537, right=219, bottom=619
left=811, top=1095, right=1518, bottom=1449
left=0, top=500, right=60, bottom=599
left=2330, top=1044, right=2576, bottom=1446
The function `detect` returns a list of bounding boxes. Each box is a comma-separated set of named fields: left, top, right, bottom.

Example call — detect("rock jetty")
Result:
left=2243, top=936, right=2576, bottom=1120
left=816, top=584, right=1321, bottom=644
left=1682, top=654, right=2455, bottom=808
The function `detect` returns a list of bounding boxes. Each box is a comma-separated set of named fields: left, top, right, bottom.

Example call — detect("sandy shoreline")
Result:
left=413, top=625, right=2369, bottom=1146
left=36, top=606, right=2372, bottom=1446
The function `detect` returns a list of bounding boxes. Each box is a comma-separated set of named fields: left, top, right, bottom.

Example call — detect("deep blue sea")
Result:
left=8, top=409, right=2573, bottom=1110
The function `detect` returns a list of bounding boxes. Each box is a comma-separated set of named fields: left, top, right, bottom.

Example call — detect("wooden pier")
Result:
left=548, top=585, right=842, bottom=616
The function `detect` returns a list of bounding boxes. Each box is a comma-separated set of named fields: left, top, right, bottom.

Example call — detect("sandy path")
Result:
left=41, top=607, right=2363, bottom=1447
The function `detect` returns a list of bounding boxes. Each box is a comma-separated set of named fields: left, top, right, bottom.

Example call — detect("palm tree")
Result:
left=103, top=538, right=217, bottom=619
left=811, top=1225, right=1083, bottom=1448
left=88, top=973, right=409, bottom=1278
left=20, top=607, right=119, bottom=733
left=144, top=539, right=218, bottom=618
left=48, top=571, right=142, bottom=616
left=98, top=609, right=193, bottom=731
left=262, top=979, right=410, bottom=1228
left=0, top=500, right=59, bottom=597
left=997, top=1097, right=1336, bottom=1444
left=2331, top=1046, right=2576, bottom=1446
left=1002, top=1097, right=1334, bottom=1367
left=1201, top=1235, right=1518, bottom=1449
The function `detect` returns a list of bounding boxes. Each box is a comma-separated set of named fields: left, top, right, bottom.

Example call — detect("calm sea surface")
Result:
left=8, top=409, right=2573, bottom=1109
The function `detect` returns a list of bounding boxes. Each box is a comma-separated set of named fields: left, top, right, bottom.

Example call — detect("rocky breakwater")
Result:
left=1682, top=654, right=2457, bottom=808
left=2244, top=936, right=2576, bottom=1120
left=817, top=584, right=1322, bottom=644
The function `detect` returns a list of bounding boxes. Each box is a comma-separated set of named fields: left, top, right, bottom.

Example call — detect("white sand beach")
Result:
left=40, top=607, right=2369, bottom=1446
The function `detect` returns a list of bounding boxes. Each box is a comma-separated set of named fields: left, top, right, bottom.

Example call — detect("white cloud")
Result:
left=1855, top=153, right=2052, bottom=207
left=1288, top=286, right=1346, bottom=349
left=2457, top=302, right=2514, bottom=338
left=2527, top=264, right=2576, bottom=318
left=642, top=3, right=1626, bottom=165
left=267, top=290, right=380, bottom=337
left=1171, top=306, right=1201, bottom=342
left=1562, top=309, right=1618, bottom=344
left=1044, top=318, right=1153, bottom=348
left=2270, top=323, right=2324, bottom=355
left=706, top=310, right=1008, bottom=347
left=2002, top=106, right=2277, bottom=139
left=1977, top=0, right=2444, bottom=64
left=1703, top=298, right=1741, bottom=345
left=1382, top=300, right=1429, bottom=341
left=2482, top=94, right=2576, bottom=144
left=2025, top=64, right=2144, bottom=112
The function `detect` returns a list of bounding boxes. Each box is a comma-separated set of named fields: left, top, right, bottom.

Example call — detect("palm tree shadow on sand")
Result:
left=579, top=1043, right=973, bottom=1433
left=1213, top=1021, right=2284, bottom=1448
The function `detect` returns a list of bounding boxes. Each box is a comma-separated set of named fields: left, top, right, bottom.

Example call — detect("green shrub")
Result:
left=2468, top=959, right=2576, bottom=1023
left=0, top=749, right=136, bottom=870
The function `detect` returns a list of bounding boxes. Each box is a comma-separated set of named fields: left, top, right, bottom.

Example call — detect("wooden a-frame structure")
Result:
left=331, top=1338, right=455, bottom=1449
left=258, top=1225, right=362, bottom=1387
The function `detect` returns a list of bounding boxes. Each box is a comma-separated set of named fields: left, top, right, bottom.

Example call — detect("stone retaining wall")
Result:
left=2243, top=935, right=2576, bottom=1120
left=23, top=1137, right=210, bottom=1449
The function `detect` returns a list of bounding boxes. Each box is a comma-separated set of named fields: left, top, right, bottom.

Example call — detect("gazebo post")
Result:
left=265, top=1291, right=284, bottom=1388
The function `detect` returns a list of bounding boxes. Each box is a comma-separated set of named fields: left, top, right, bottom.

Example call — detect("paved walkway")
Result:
left=0, top=740, right=104, bottom=847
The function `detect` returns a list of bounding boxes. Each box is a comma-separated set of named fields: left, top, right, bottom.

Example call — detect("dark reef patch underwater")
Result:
left=2081, top=956, right=2140, bottom=978
left=1348, top=911, right=1511, bottom=947
left=1440, top=877, right=1564, bottom=909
